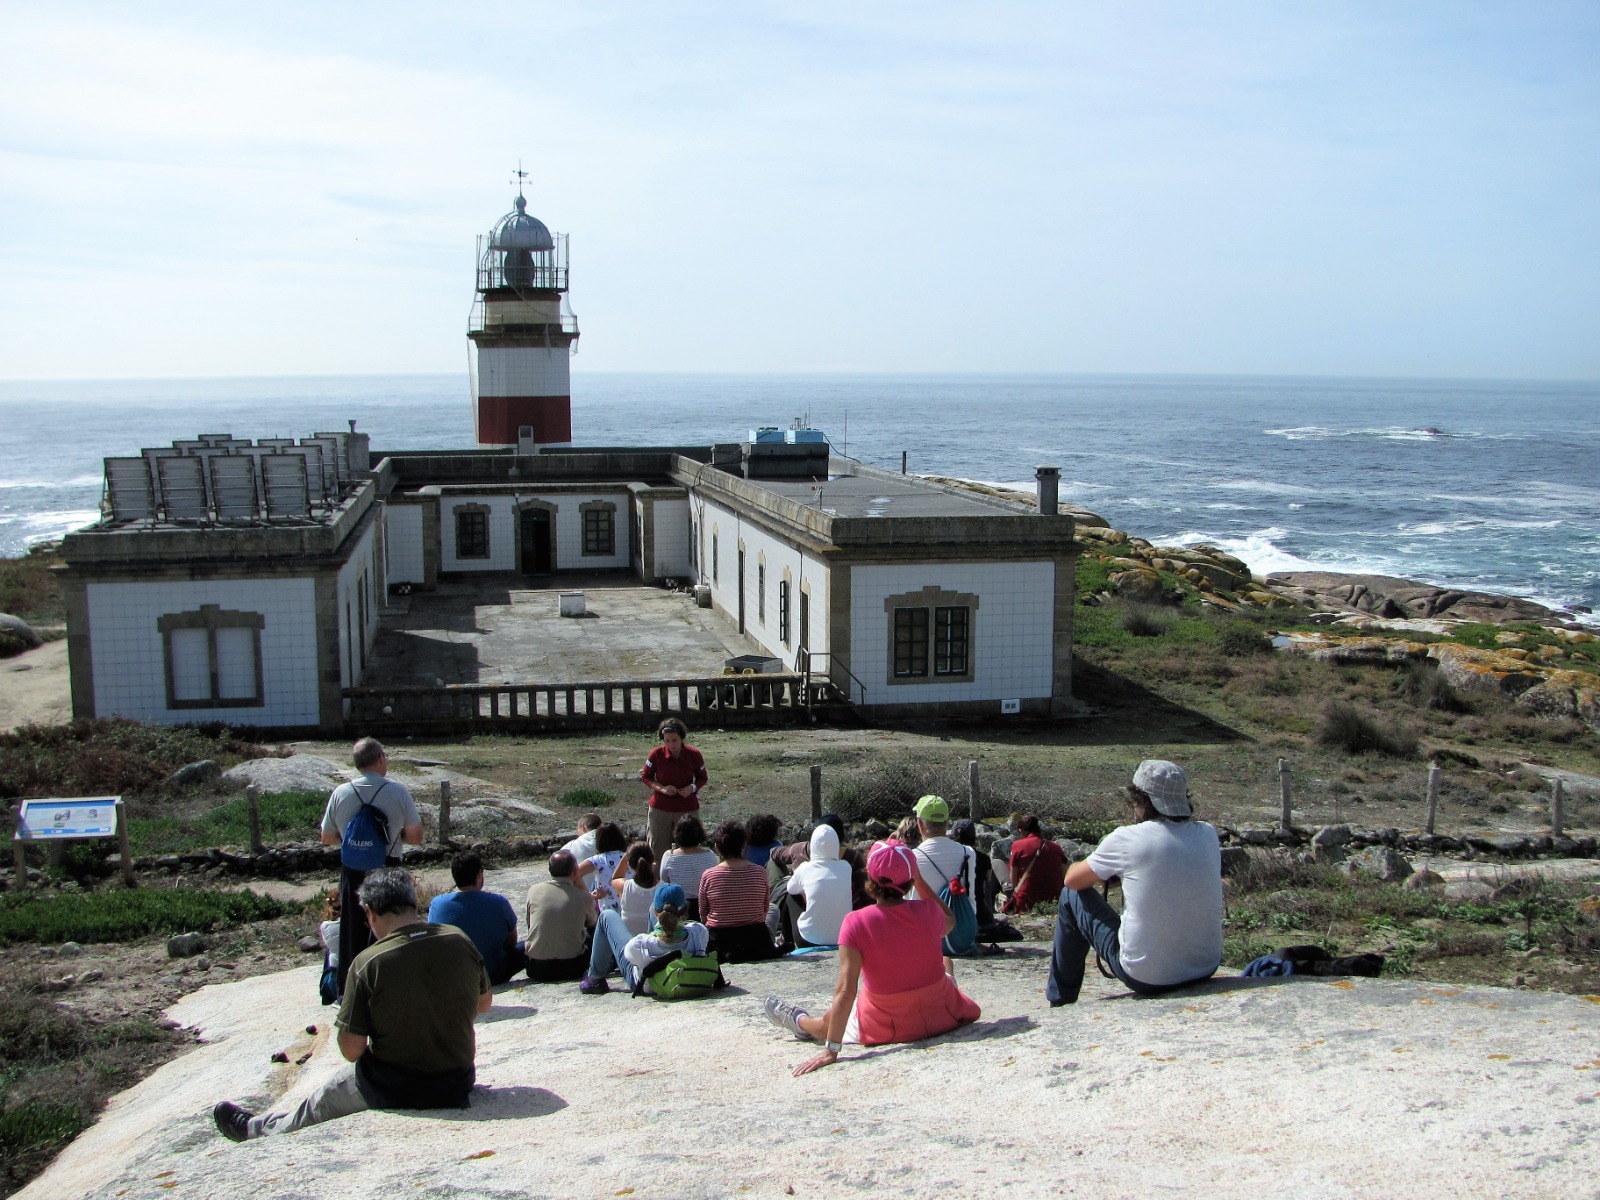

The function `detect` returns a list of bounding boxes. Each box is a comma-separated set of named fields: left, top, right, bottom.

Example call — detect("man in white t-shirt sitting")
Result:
left=910, top=794, right=978, bottom=901
left=1046, top=760, right=1223, bottom=1006
left=560, top=813, right=602, bottom=863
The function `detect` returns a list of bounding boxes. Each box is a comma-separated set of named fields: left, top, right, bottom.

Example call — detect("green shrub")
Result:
left=0, top=720, right=270, bottom=801
left=0, top=1099, right=80, bottom=1163
left=1317, top=701, right=1419, bottom=758
left=1119, top=603, right=1174, bottom=638
left=0, top=888, right=299, bottom=946
left=1392, top=663, right=1470, bottom=713
left=0, top=546, right=64, bottom=625
left=1217, top=623, right=1270, bottom=657
left=557, top=786, right=615, bottom=808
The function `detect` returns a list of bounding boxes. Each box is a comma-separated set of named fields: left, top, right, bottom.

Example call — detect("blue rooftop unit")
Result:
left=785, top=427, right=826, bottom=444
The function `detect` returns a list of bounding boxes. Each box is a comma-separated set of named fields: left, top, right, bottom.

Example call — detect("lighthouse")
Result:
left=468, top=190, right=580, bottom=446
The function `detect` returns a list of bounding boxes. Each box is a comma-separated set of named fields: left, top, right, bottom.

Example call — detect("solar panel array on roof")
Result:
left=99, top=429, right=362, bottom=527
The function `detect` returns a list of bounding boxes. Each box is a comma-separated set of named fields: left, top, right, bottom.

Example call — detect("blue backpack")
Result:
left=927, top=852, right=979, bottom=957
left=339, top=781, right=392, bottom=872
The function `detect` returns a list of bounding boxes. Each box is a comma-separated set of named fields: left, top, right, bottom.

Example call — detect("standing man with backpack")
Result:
left=909, top=795, right=979, bottom=958
left=320, top=738, right=423, bottom=997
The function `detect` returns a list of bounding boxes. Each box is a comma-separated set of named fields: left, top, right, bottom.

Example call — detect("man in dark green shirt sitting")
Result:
left=213, top=867, right=492, bottom=1140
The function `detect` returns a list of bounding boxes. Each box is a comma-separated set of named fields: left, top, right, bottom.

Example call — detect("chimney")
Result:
left=1035, top=465, right=1060, bottom=516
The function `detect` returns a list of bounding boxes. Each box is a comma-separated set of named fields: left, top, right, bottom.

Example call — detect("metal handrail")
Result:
left=798, top=649, right=867, bottom=706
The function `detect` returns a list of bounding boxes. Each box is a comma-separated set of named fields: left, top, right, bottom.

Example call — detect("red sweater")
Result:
left=640, top=745, right=707, bottom=813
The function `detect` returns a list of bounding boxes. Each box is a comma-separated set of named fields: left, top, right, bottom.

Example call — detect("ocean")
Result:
left=1, top=373, right=1596, bottom=620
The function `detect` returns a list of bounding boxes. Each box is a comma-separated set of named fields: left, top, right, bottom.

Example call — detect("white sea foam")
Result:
left=1265, top=425, right=1536, bottom=443
left=0, top=475, right=102, bottom=489
left=1400, top=518, right=1562, bottom=536
left=1214, top=479, right=1322, bottom=497
left=1158, top=527, right=1322, bottom=575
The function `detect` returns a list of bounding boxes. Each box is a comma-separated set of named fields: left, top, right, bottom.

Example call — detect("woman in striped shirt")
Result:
left=699, top=820, right=780, bottom=963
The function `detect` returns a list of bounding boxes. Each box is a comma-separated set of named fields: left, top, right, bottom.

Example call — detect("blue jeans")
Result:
left=586, top=909, right=638, bottom=989
left=1046, top=887, right=1181, bottom=1005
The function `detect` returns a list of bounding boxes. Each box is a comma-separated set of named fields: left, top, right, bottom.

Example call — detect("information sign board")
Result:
left=15, top=797, right=121, bottom=840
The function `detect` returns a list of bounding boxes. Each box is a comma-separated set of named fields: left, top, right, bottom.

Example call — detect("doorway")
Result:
left=520, top=508, right=553, bottom=574
left=799, top=590, right=810, bottom=657
left=737, top=549, right=747, bottom=632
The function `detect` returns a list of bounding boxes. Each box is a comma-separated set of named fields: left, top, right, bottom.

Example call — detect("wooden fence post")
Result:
left=115, top=798, right=136, bottom=887
left=12, top=804, right=26, bottom=885
left=1551, top=777, right=1564, bottom=838
left=968, top=760, right=981, bottom=821
left=1277, top=759, right=1292, bottom=833
left=439, top=780, right=452, bottom=845
left=810, top=765, right=822, bottom=823
left=1425, top=762, right=1440, bottom=836
left=246, top=785, right=264, bottom=855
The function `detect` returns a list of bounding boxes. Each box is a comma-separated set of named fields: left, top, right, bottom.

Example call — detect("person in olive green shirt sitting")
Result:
left=212, top=867, right=492, bottom=1140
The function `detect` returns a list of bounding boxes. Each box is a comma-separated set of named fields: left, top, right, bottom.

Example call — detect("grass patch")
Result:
left=0, top=720, right=272, bottom=803
left=1317, top=701, right=1419, bottom=758
left=1217, top=623, right=1271, bottom=657
left=0, top=887, right=301, bottom=946
left=557, top=786, right=616, bottom=808
left=123, top=790, right=328, bottom=856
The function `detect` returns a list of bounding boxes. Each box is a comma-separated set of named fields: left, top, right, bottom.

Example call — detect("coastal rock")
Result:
left=1311, top=825, right=1353, bottom=865
left=0, top=613, right=43, bottom=658
left=1344, top=845, right=1412, bottom=882
left=1274, top=634, right=1430, bottom=666
left=1515, top=672, right=1600, bottom=732
left=170, top=759, right=222, bottom=788
left=222, top=755, right=349, bottom=794
left=167, top=932, right=207, bottom=959
left=1266, top=572, right=1562, bottom=626
left=1429, top=643, right=1542, bottom=699
left=1402, top=868, right=1445, bottom=891
left=1106, top=568, right=1167, bottom=603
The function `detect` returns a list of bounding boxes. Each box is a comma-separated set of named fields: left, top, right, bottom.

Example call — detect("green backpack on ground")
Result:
left=634, top=950, right=723, bottom=999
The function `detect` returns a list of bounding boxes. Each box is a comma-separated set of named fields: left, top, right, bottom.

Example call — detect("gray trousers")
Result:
left=248, top=1065, right=369, bottom=1137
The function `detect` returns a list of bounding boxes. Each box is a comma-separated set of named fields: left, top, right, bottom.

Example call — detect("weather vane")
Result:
left=510, top=160, right=531, bottom=198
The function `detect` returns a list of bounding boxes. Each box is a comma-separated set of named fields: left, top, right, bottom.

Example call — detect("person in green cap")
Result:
left=909, top=795, right=977, bottom=906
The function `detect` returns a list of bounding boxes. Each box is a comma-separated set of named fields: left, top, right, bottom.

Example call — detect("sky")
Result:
left=0, top=2, right=1596, bottom=381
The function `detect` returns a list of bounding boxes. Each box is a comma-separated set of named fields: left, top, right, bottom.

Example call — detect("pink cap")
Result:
left=866, top=838, right=915, bottom=890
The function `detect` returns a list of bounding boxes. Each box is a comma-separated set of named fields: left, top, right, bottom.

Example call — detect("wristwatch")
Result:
left=823, top=1040, right=843, bottom=1053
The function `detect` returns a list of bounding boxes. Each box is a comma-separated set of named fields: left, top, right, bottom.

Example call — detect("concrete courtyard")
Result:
left=365, top=573, right=762, bottom=687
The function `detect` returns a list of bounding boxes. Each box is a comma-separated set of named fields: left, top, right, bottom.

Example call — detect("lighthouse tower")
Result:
left=468, top=190, right=579, bottom=446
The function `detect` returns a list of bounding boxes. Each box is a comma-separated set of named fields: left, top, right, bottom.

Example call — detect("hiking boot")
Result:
left=578, top=975, right=610, bottom=995
left=763, top=995, right=810, bottom=1040
left=213, top=1101, right=254, bottom=1142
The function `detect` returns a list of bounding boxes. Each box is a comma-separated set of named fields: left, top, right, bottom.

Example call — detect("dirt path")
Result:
left=0, top=638, right=70, bottom=732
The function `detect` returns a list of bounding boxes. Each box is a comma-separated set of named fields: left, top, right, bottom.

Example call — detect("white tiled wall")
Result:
left=336, top=521, right=380, bottom=687
left=475, top=347, right=571, bottom=396
left=384, top=503, right=426, bottom=584
left=652, top=497, right=691, bottom=578
left=696, top=496, right=829, bottom=666
left=556, top=493, right=631, bottom=570
left=849, top=561, right=1056, bottom=703
left=440, top=493, right=631, bottom=573
left=86, top=578, right=319, bottom=725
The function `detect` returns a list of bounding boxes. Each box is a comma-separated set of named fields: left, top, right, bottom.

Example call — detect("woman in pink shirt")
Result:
left=763, top=839, right=981, bottom=1074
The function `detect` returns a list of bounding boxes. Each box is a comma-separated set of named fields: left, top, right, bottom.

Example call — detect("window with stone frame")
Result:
left=455, top=506, right=490, bottom=559
left=157, top=605, right=266, bottom=709
left=778, top=578, right=791, bottom=644
left=712, top=531, right=719, bottom=584
left=581, top=500, right=617, bottom=556
left=757, top=561, right=767, bottom=624
left=884, top=586, right=979, bottom=685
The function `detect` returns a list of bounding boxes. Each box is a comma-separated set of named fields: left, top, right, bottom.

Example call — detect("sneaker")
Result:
left=763, top=995, right=810, bottom=1040
left=213, top=1101, right=254, bottom=1142
left=578, top=975, right=610, bottom=995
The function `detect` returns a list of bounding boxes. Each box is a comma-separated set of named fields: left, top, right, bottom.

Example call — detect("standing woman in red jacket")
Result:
left=641, top=718, right=708, bottom=861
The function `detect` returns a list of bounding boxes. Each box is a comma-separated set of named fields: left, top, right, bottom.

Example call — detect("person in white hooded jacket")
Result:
left=784, top=823, right=854, bottom=947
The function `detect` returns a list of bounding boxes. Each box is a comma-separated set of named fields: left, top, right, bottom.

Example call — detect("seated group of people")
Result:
left=217, top=758, right=1224, bottom=1138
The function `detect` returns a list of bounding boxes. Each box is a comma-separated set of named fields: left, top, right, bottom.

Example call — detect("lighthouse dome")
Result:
left=490, top=194, right=554, bottom=253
